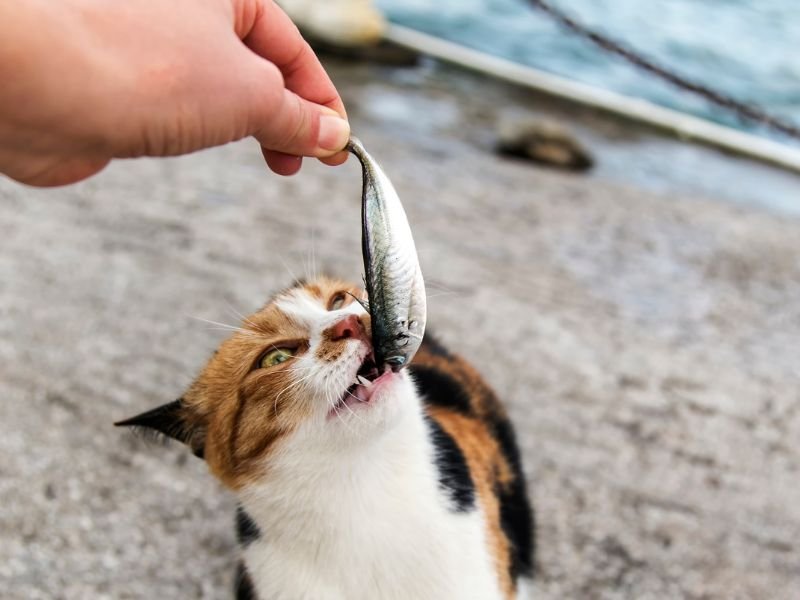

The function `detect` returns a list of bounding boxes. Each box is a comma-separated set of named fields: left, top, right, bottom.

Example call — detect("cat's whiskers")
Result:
left=202, top=327, right=260, bottom=336
left=272, top=374, right=310, bottom=408
left=330, top=396, right=349, bottom=432
left=189, top=316, right=260, bottom=336
left=272, top=370, right=318, bottom=417
left=278, top=255, right=301, bottom=285
left=306, top=228, right=319, bottom=283
left=322, top=373, right=342, bottom=421
left=340, top=396, right=367, bottom=426
left=268, top=365, right=315, bottom=376
left=425, top=291, right=458, bottom=300
left=320, top=369, right=369, bottom=428
left=334, top=403, right=355, bottom=435
left=325, top=374, right=357, bottom=435
left=341, top=388, right=368, bottom=426
left=425, top=279, right=459, bottom=293
left=224, top=303, right=261, bottom=332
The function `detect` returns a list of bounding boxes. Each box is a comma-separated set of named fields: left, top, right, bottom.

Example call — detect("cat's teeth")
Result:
left=357, top=375, right=372, bottom=388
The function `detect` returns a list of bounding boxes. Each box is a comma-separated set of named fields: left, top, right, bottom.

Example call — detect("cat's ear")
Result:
left=115, top=398, right=206, bottom=459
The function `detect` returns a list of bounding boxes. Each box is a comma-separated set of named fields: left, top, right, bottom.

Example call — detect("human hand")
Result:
left=0, top=0, right=350, bottom=186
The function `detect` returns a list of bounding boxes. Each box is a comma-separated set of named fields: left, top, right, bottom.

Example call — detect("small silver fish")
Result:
left=348, top=137, right=426, bottom=372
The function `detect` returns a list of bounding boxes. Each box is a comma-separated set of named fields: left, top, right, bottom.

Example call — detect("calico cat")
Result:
left=118, top=276, right=535, bottom=600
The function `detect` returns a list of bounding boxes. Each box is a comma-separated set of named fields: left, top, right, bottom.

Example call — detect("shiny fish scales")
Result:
left=348, top=137, right=426, bottom=371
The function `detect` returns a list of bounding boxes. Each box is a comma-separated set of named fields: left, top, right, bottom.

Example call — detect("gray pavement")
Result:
left=1, top=59, right=799, bottom=599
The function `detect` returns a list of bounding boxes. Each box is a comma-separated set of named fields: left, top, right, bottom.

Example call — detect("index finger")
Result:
left=242, top=0, right=346, bottom=119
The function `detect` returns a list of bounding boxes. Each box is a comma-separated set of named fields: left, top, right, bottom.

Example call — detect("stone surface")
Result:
left=1, top=59, right=799, bottom=599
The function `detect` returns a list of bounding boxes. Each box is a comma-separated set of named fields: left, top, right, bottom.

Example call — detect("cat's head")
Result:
left=116, top=277, right=415, bottom=489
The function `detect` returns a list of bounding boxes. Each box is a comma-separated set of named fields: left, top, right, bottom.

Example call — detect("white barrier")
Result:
left=384, top=24, right=800, bottom=175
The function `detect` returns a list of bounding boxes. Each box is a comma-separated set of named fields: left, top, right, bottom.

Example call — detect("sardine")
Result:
left=348, top=137, right=426, bottom=372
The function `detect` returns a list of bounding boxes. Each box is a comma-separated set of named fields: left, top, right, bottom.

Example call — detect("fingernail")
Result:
left=318, top=115, right=350, bottom=153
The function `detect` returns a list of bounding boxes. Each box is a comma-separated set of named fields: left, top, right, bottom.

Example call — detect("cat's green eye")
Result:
left=329, top=293, right=346, bottom=311
left=259, top=348, right=295, bottom=369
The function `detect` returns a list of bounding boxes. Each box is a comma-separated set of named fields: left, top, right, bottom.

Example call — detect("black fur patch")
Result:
left=234, top=561, right=257, bottom=600
left=411, top=366, right=473, bottom=415
left=419, top=334, right=451, bottom=358
left=236, top=507, right=261, bottom=547
left=424, top=415, right=475, bottom=512
left=492, top=417, right=535, bottom=579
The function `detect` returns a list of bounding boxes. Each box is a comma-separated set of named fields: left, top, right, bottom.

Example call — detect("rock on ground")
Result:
left=1, top=59, right=798, bottom=600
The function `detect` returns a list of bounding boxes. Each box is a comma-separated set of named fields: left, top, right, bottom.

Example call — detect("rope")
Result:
left=528, top=0, right=800, bottom=141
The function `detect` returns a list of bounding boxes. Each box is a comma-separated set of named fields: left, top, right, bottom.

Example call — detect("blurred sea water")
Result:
left=377, top=0, right=800, bottom=144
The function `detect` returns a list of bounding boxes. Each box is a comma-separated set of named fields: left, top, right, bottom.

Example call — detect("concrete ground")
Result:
left=1, top=58, right=799, bottom=599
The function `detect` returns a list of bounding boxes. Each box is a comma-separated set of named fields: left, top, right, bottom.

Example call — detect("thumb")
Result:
left=249, top=68, right=350, bottom=159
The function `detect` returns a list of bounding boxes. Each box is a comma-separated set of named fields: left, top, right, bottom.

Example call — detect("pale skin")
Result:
left=0, top=0, right=351, bottom=186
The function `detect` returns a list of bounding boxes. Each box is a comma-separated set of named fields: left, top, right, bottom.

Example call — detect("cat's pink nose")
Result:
left=329, top=314, right=368, bottom=342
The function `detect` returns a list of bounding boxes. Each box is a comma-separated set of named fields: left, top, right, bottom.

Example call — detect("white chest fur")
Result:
left=236, top=392, right=505, bottom=600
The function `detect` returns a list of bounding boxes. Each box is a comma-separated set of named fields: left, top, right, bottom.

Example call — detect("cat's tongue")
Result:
left=344, top=370, right=394, bottom=406
left=356, top=369, right=393, bottom=399
left=330, top=370, right=395, bottom=418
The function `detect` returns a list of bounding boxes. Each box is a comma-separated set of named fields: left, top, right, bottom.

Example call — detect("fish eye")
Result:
left=259, top=347, right=295, bottom=369
left=328, top=292, right=347, bottom=311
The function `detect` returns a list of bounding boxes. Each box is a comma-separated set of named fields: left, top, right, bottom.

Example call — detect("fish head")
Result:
left=371, top=285, right=427, bottom=372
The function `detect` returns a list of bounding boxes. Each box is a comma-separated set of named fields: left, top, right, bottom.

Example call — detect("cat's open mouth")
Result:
left=334, top=354, right=384, bottom=411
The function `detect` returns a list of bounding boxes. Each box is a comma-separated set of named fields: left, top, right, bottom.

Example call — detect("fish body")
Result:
left=348, top=137, right=426, bottom=372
